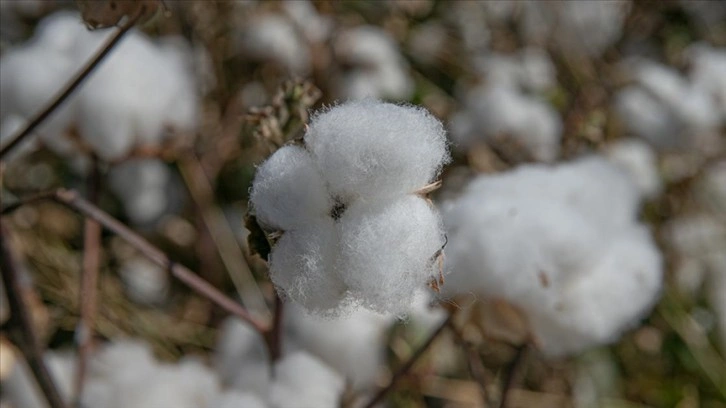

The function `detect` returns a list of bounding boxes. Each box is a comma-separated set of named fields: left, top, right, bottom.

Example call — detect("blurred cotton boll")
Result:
left=249, top=100, right=450, bottom=315
left=238, top=14, right=311, bottom=75
left=118, top=257, right=169, bottom=305
left=108, top=158, right=172, bottom=226
left=268, top=352, right=345, bottom=408
left=605, top=138, right=662, bottom=199
left=442, top=156, right=663, bottom=357
left=214, top=317, right=270, bottom=397
left=334, top=26, right=414, bottom=100
left=451, top=85, right=562, bottom=163
left=0, top=11, right=199, bottom=162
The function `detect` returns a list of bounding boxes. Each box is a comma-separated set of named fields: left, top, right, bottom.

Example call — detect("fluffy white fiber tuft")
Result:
left=268, top=352, right=345, bottom=408
left=250, top=100, right=449, bottom=315
left=305, top=99, right=449, bottom=202
left=249, top=145, right=331, bottom=231
left=443, top=156, right=663, bottom=357
left=337, top=196, right=445, bottom=314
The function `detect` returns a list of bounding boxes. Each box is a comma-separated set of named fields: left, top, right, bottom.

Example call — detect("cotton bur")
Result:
left=249, top=99, right=450, bottom=315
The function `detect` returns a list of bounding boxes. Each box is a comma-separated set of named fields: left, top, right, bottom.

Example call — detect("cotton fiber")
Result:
left=305, top=99, right=448, bottom=202
left=268, top=352, right=345, bottom=408
left=334, top=26, right=414, bottom=100
left=0, top=11, right=199, bottom=162
left=442, top=156, right=663, bottom=357
left=249, top=100, right=450, bottom=315
left=283, top=303, right=392, bottom=390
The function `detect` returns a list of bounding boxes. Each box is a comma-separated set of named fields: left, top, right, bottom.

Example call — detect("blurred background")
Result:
left=0, top=1, right=725, bottom=407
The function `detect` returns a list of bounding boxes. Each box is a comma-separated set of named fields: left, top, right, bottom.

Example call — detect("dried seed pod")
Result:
left=77, top=0, right=163, bottom=29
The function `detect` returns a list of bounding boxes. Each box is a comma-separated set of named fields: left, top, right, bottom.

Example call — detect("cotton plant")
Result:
left=249, top=99, right=449, bottom=315
left=442, top=156, right=663, bottom=357
left=333, top=26, right=414, bottom=100
left=614, top=57, right=723, bottom=152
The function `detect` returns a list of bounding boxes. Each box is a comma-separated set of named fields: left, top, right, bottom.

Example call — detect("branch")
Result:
left=0, top=12, right=140, bottom=159
left=499, top=345, right=528, bottom=408
left=74, top=157, right=102, bottom=401
left=1, top=189, right=270, bottom=334
left=0, top=225, right=68, bottom=408
left=363, top=313, right=454, bottom=408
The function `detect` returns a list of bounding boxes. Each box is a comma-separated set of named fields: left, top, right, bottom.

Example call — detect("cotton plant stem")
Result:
left=1, top=188, right=270, bottom=334
left=74, top=157, right=102, bottom=402
left=0, top=225, right=68, bottom=408
left=446, top=319, right=492, bottom=405
left=363, top=313, right=454, bottom=408
left=176, top=152, right=270, bottom=320
left=265, top=293, right=284, bottom=362
left=498, top=345, right=528, bottom=408
left=0, top=12, right=140, bottom=159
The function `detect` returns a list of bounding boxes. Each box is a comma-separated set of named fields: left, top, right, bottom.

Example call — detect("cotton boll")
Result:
left=614, top=87, right=678, bottom=148
left=249, top=145, right=332, bottom=231
left=337, top=196, right=445, bottom=314
left=283, top=303, right=392, bottom=390
left=1, top=350, right=76, bottom=408
left=531, top=227, right=662, bottom=356
left=452, top=86, right=562, bottom=162
left=214, top=317, right=270, bottom=396
left=687, top=44, right=726, bottom=119
left=210, top=391, right=269, bottom=408
left=305, top=100, right=449, bottom=202
left=109, top=159, right=171, bottom=225
left=606, top=139, right=662, bottom=199
left=0, top=38, right=76, bottom=146
left=282, top=0, right=332, bottom=44
left=334, top=26, right=414, bottom=100
left=443, top=156, right=663, bottom=356
left=268, top=352, right=345, bottom=408
left=240, top=15, right=311, bottom=74
left=119, top=257, right=169, bottom=305
left=268, top=219, right=347, bottom=314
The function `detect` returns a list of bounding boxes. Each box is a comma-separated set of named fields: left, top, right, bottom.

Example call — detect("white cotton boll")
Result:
left=282, top=0, right=332, bottom=44
left=334, top=26, right=414, bottom=100
left=109, top=159, right=171, bottom=225
left=268, top=352, right=345, bottom=408
left=452, top=86, right=561, bottom=162
left=530, top=227, right=662, bottom=356
left=606, top=139, right=662, bottom=199
left=240, top=15, right=311, bottom=74
left=442, top=156, right=663, bottom=357
left=337, top=196, right=445, bottom=314
left=269, top=218, right=347, bottom=314
left=1, top=350, right=76, bottom=408
left=305, top=100, right=449, bottom=202
left=475, top=48, right=556, bottom=93
left=687, top=44, right=726, bottom=119
left=214, top=317, right=270, bottom=396
left=0, top=40, right=75, bottom=146
left=283, top=303, right=392, bottom=390
left=119, top=257, right=169, bottom=305
left=249, top=145, right=332, bottom=231
left=520, top=0, right=630, bottom=57
left=614, top=87, right=675, bottom=147
left=210, top=391, right=269, bottom=408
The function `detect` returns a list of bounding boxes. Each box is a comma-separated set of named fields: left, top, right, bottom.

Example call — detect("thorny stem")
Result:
left=0, top=225, right=68, bottom=408
left=363, top=313, right=454, bottom=408
left=498, top=345, right=528, bottom=408
left=74, top=156, right=102, bottom=402
left=1, top=189, right=270, bottom=335
left=0, top=11, right=140, bottom=159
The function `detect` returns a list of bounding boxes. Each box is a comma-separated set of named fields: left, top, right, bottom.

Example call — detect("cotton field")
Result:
left=0, top=1, right=724, bottom=408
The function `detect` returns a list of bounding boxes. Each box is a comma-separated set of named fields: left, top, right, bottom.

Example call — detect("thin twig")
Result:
left=265, top=293, right=284, bottom=362
left=0, top=13, right=140, bottom=158
left=499, top=345, right=528, bottom=408
left=0, top=225, right=68, bottom=408
left=364, top=313, right=454, bottom=408
left=74, top=156, right=102, bottom=402
left=1, top=189, right=270, bottom=334
left=446, top=319, right=491, bottom=406
left=177, top=151, right=270, bottom=320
